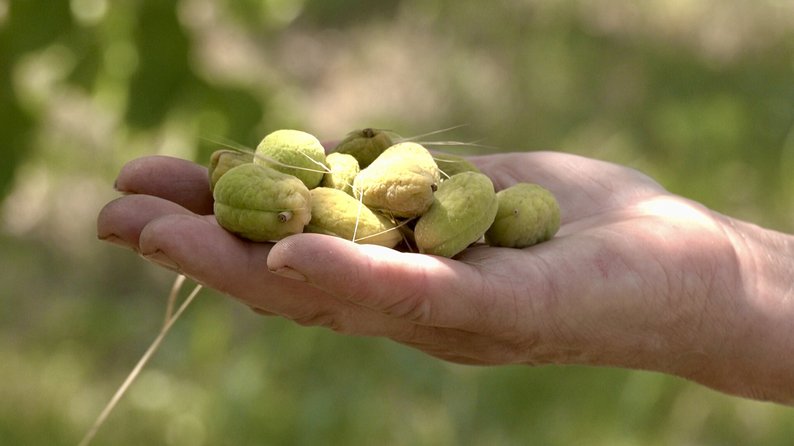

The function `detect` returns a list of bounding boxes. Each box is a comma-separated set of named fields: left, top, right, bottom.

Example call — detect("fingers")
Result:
left=96, top=190, right=270, bottom=298
left=136, top=212, right=279, bottom=298
left=96, top=180, right=420, bottom=337
left=134, top=214, right=419, bottom=336
left=267, top=234, right=513, bottom=331
left=97, top=194, right=197, bottom=250
left=115, top=156, right=214, bottom=214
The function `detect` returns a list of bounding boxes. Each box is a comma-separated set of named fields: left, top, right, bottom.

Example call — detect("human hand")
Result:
left=96, top=151, right=794, bottom=404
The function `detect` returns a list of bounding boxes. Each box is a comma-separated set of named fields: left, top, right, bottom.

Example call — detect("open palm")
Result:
left=98, top=151, right=749, bottom=397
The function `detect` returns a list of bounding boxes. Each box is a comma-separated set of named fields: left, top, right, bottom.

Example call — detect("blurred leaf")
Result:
left=125, top=0, right=196, bottom=129
left=300, top=0, right=403, bottom=26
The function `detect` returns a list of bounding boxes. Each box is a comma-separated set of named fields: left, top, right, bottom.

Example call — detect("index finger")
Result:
left=115, top=155, right=214, bottom=214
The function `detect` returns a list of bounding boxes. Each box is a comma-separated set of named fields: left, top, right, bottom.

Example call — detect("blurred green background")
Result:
left=1, top=0, right=793, bottom=444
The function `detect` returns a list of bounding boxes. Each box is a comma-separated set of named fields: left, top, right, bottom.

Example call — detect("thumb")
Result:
left=267, top=234, right=490, bottom=329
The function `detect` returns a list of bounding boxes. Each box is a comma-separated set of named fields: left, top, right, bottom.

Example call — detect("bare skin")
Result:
left=96, top=152, right=794, bottom=405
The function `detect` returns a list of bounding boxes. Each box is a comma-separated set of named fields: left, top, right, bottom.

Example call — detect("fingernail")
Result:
left=98, top=233, right=135, bottom=250
left=142, top=250, right=180, bottom=272
left=270, top=266, right=307, bottom=282
left=113, top=179, right=132, bottom=195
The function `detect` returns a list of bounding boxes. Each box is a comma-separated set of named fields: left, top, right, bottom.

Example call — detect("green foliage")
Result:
left=1, top=0, right=793, bottom=444
left=125, top=0, right=195, bottom=129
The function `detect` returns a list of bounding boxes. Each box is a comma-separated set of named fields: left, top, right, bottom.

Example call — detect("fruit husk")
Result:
left=305, top=187, right=402, bottom=248
left=333, top=128, right=394, bottom=168
left=353, top=142, right=440, bottom=218
left=320, top=152, right=360, bottom=195
left=254, top=129, right=326, bottom=189
left=213, top=163, right=311, bottom=242
left=209, top=149, right=254, bottom=191
left=433, top=153, right=481, bottom=180
left=485, top=183, right=560, bottom=248
left=414, top=172, right=498, bottom=258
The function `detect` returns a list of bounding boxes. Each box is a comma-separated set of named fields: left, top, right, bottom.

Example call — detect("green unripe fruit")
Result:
left=213, top=163, right=311, bottom=242
left=320, top=152, right=359, bottom=195
left=208, top=149, right=254, bottom=191
left=305, top=187, right=402, bottom=248
left=485, top=183, right=560, bottom=248
left=414, top=172, right=498, bottom=258
left=254, top=129, right=326, bottom=189
left=333, top=128, right=394, bottom=168
left=433, top=153, right=481, bottom=180
left=353, top=142, right=440, bottom=218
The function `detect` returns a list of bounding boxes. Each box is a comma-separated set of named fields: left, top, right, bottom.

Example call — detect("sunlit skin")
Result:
left=96, top=151, right=794, bottom=405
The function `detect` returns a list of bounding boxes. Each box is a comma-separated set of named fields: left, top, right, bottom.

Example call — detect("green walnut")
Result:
left=305, top=187, right=402, bottom=248
left=333, top=128, right=394, bottom=168
left=414, top=172, right=498, bottom=258
left=320, top=152, right=359, bottom=195
left=254, top=129, right=326, bottom=189
left=208, top=149, right=254, bottom=191
left=213, top=163, right=311, bottom=242
left=433, top=153, right=481, bottom=180
left=485, top=183, right=560, bottom=248
left=353, top=142, right=440, bottom=218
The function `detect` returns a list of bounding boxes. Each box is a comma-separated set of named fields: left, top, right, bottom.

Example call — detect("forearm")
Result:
left=719, top=216, right=794, bottom=404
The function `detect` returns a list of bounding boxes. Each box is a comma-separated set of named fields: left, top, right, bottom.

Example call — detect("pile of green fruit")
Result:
left=209, top=128, right=560, bottom=258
